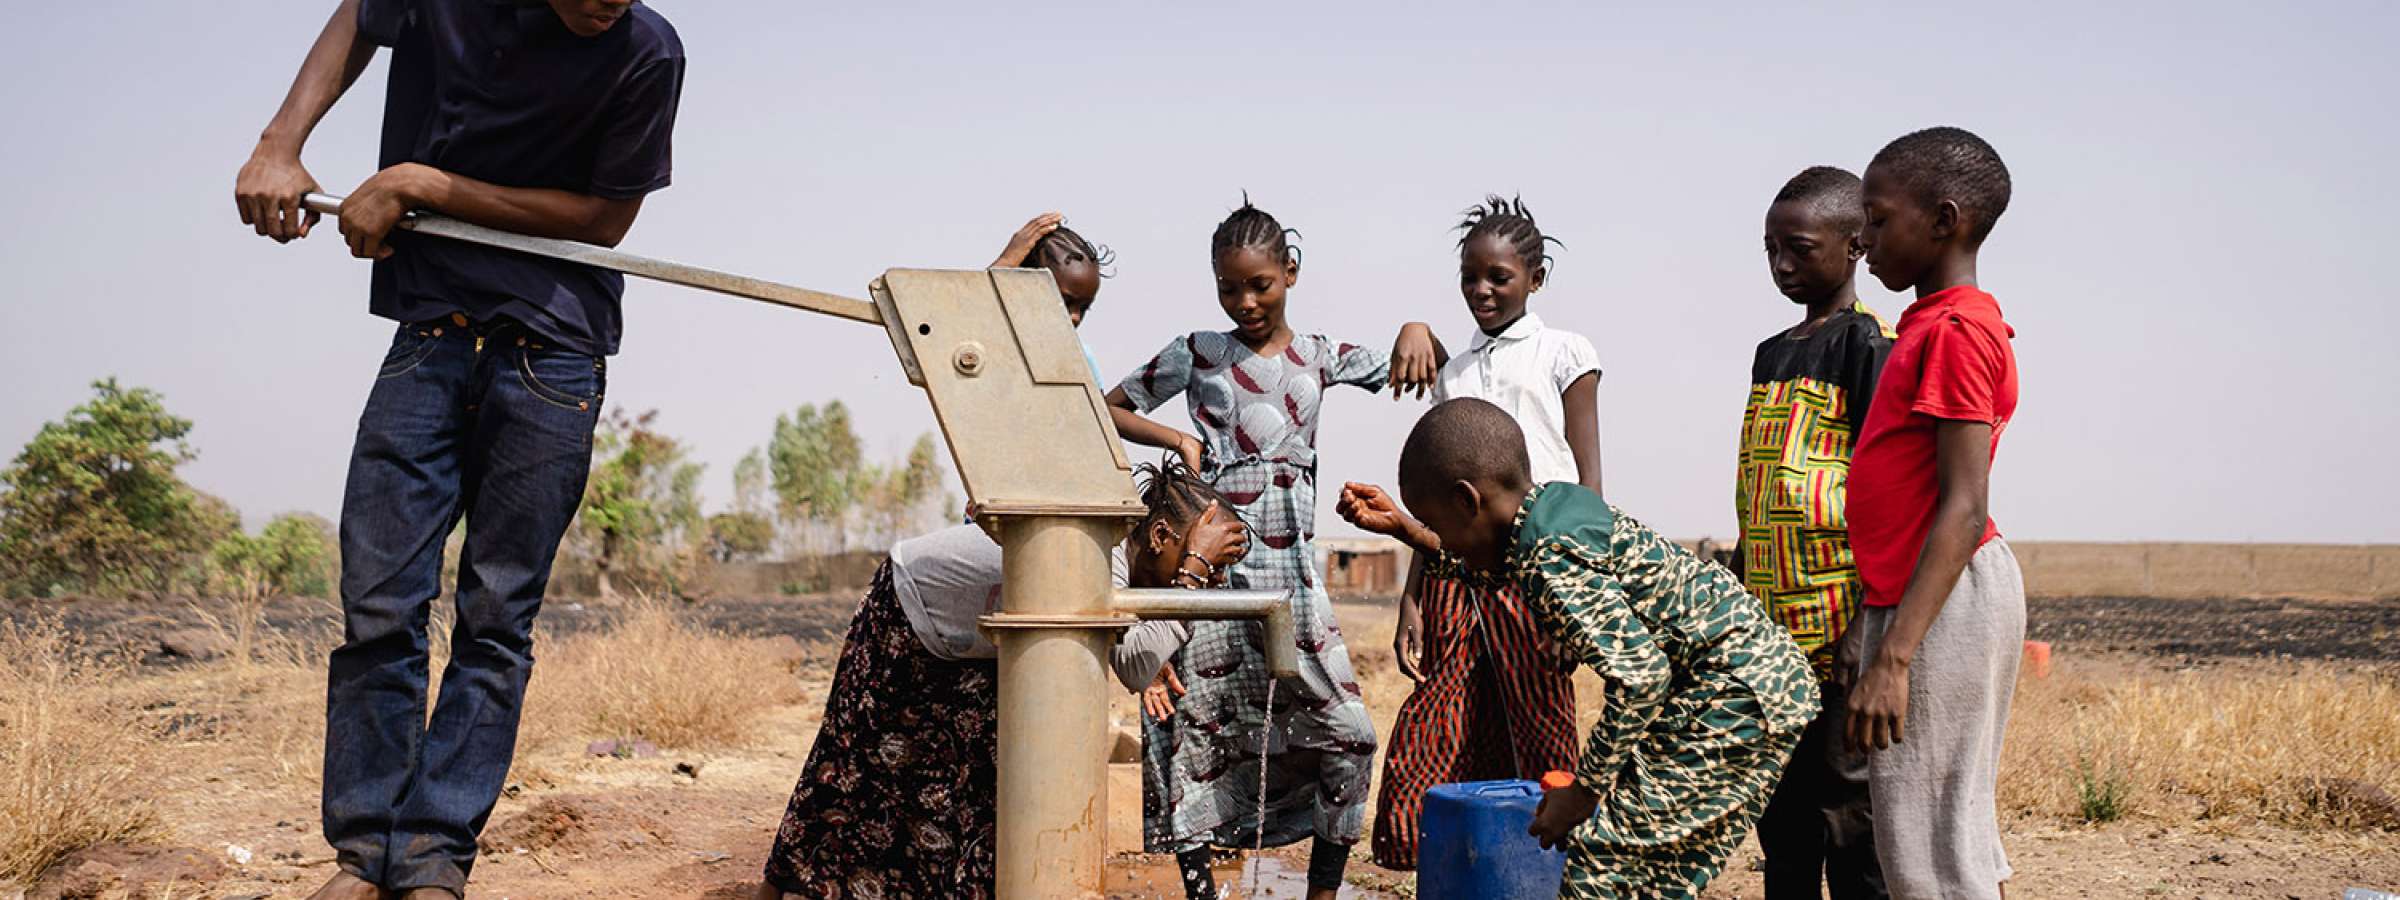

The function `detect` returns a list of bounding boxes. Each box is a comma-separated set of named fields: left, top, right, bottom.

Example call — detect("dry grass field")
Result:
left=2, top=592, right=2395, bottom=898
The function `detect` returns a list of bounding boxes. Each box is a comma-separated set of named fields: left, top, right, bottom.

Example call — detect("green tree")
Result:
left=707, top=448, right=777, bottom=562
left=703, top=511, right=775, bottom=563
left=732, top=448, right=771, bottom=517
left=204, top=513, right=335, bottom=666
left=855, top=434, right=947, bottom=549
left=766, top=402, right=864, bottom=554
left=256, top=512, right=338, bottom=598
left=0, top=379, right=230, bottom=597
left=575, top=409, right=704, bottom=598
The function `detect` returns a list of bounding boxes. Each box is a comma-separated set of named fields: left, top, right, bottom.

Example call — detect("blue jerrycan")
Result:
left=1417, top=779, right=1567, bottom=899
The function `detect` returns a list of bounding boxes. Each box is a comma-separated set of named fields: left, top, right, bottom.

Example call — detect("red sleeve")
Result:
left=1910, top=314, right=2009, bottom=424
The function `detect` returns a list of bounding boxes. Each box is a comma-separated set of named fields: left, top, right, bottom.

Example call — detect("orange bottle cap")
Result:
left=1540, top=770, right=1576, bottom=790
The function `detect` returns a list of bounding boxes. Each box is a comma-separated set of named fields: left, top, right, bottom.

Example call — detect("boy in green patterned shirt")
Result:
left=1338, top=398, right=1816, bottom=899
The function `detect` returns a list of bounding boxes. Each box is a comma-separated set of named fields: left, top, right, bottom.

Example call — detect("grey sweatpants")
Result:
left=1846, top=538, right=2025, bottom=900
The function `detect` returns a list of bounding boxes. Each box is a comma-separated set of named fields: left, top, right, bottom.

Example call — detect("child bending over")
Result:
left=755, top=461, right=1249, bottom=900
left=1339, top=399, right=1816, bottom=899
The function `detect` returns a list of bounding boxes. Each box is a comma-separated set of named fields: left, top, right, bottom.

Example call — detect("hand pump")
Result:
left=299, top=194, right=1299, bottom=899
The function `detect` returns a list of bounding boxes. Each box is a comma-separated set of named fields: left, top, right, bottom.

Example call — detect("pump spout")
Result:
left=1113, top=589, right=1300, bottom=679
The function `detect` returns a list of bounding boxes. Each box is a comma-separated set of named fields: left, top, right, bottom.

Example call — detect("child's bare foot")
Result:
left=303, top=872, right=382, bottom=900
left=749, top=882, right=786, bottom=900
left=395, top=890, right=458, bottom=900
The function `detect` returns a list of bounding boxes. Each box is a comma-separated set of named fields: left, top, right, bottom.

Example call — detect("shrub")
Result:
left=2074, top=753, right=2133, bottom=823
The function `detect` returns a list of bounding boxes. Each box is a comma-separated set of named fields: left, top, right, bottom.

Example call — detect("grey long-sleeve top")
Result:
left=889, top=524, right=1193, bottom=692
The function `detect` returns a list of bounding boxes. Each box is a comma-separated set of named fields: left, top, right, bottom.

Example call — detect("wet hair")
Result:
left=1398, top=398, right=1532, bottom=496
left=1456, top=194, right=1560, bottom=275
left=1012, top=225, right=1116, bottom=278
left=1869, top=127, right=2012, bottom=244
left=1133, top=456, right=1240, bottom=539
left=1772, top=166, right=1865, bottom=235
left=1210, top=194, right=1301, bottom=268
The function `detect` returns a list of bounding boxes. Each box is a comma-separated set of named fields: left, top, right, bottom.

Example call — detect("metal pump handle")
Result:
left=299, top=192, right=883, bottom=325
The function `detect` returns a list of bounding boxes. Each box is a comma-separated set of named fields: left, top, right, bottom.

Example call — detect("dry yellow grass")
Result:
left=1, top=593, right=806, bottom=887
left=2002, top=658, right=2400, bottom=829
left=0, top=617, right=163, bottom=883
left=1337, top=602, right=2398, bottom=833
left=519, top=595, right=805, bottom=752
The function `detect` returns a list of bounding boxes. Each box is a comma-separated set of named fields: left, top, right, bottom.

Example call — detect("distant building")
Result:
left=1318, top=537, right=1412, bottom=599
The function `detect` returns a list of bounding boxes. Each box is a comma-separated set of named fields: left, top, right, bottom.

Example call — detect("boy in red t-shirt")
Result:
left=1841, top=126, right=2024, bottom=900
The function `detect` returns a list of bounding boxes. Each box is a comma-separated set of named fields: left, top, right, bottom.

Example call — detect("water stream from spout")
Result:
left=1246, top=677, right=1276, bottom=898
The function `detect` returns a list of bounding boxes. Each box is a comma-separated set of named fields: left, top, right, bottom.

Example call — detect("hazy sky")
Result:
left=3, top=2, right=2395, bottom=544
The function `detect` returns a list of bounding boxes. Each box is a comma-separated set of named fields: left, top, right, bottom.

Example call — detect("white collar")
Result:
left=1469, top=311, right=1546, bottom=353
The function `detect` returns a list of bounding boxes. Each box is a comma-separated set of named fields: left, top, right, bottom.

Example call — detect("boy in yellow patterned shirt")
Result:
left=1736, top=166, right=1895, bottom=898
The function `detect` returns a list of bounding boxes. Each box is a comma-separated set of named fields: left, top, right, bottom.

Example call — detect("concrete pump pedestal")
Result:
left=991, top=515, right=1122, bottom=899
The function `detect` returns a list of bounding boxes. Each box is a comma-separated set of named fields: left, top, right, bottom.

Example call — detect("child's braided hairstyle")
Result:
left=1211, top=193, right=1302, bottom=268
left=1012, top=225, right=1117, bottom=278
left=1132, top=456, right=1241, bottom=546
left=1456, top=194, right=1561, bottom=276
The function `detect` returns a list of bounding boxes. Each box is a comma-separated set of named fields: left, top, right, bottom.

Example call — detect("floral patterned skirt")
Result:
left=764, top=561, right=999, bottom=899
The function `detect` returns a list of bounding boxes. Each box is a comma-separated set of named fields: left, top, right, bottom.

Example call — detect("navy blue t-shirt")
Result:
left=356, top=0, right=684, bottom=356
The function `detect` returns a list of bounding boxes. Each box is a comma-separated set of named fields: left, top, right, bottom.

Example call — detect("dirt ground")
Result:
left=15, top=592, right=2400, bottom=898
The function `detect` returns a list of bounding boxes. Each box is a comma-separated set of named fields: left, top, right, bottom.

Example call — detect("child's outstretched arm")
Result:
left=1339, top=482, right=1435, bottom=681
left=1335, top=483, right=1440, bottom=555
left=1562, top=372, right=1603, bottom=494
left=1846, top=419, right=1993, bottom=753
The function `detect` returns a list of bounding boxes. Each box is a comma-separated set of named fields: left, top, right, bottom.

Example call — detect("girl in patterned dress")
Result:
left=1341, top=398, right=1817, bottom=900
left=1105, top=198, right=1444, bottom=900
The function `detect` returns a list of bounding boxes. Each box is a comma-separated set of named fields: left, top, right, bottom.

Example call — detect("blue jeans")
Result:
left=324, top=319, right=604, bottom=894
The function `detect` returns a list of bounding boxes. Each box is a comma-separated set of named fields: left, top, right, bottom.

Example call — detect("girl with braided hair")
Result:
left=990, top=211, right=1116, bottom=381
left=1106, top=197, right=1445, bottom=899
left=754, top=459, right=1248, bottom=900
left=1368, top=194, right=1606, bottom=869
